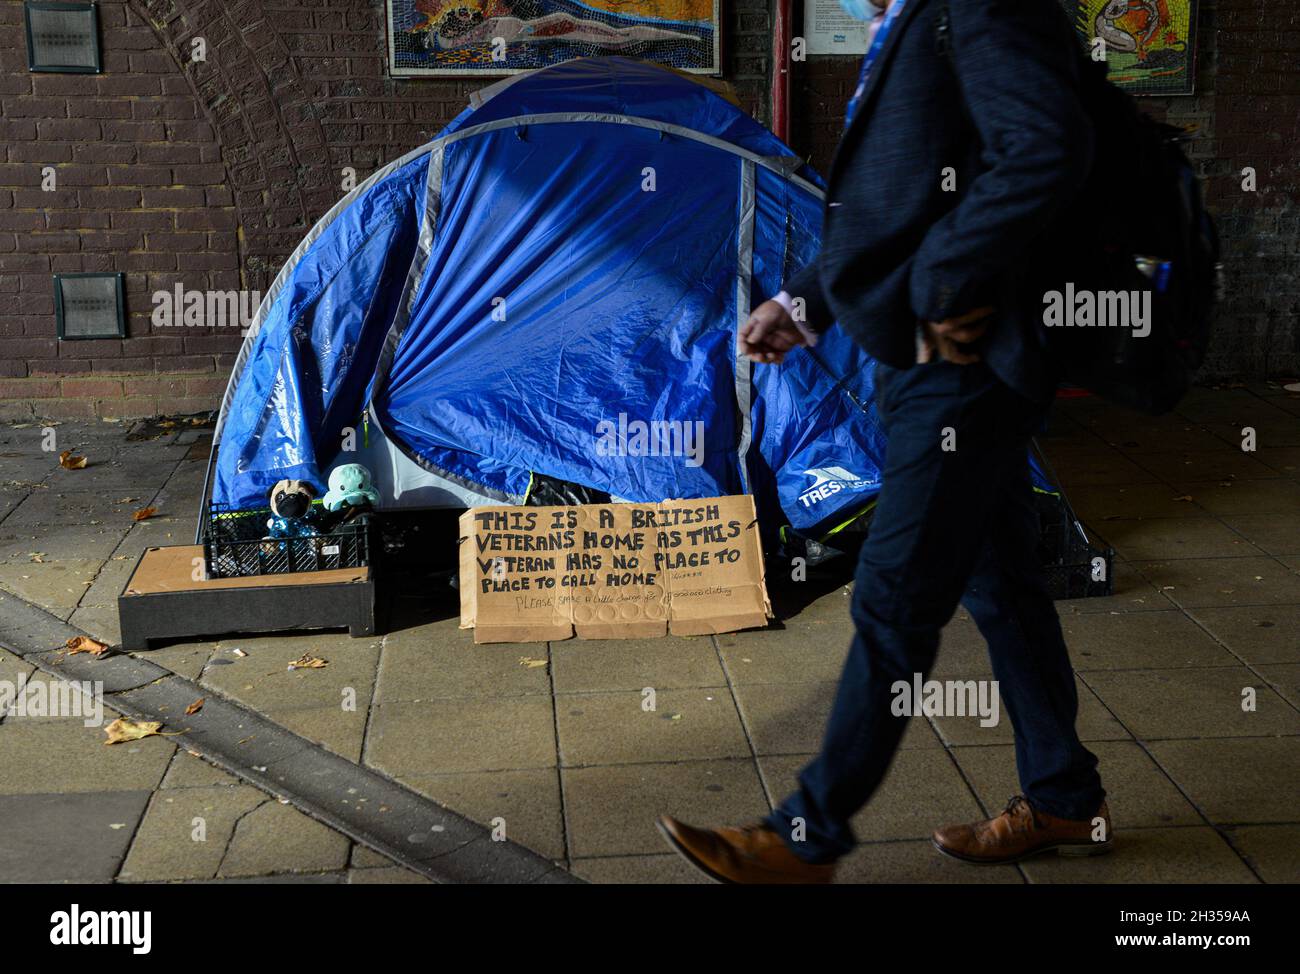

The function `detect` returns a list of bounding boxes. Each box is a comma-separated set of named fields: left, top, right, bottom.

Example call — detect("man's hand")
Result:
left=739, top=299, right=809, bottom=364
left=916, top=306, right=996, bottom=365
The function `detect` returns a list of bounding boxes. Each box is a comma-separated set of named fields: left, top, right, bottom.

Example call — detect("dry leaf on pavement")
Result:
left=65, top=635, right=109, bottom=656
left=288, top=654, right=328, bottom=670
left=103, top=718, right=164, bottom=745
left=518, top=657, right=547, bottom=669
left=132, top=506, right=158, bottom=521
left=185, top=698, right=205, bottom=715
left=58, top=450, right=87, bottom=470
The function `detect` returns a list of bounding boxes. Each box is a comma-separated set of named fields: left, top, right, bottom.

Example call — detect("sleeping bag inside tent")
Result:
left=202, top=56, right=1107, bottom=593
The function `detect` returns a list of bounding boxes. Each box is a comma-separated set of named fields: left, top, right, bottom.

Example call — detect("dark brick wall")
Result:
left=0, top=0, right=771, bottom=421
left=0, top=0, right=1292, bottom=423
left=786, top=0, right=1300, bottom=379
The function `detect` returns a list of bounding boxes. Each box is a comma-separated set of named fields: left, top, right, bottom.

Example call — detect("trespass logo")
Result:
left=798, top=466, right=872, bottom=508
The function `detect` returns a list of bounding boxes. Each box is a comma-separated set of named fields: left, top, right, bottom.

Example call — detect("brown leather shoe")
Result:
left=932, top=795, right=1113, bottom=864
left=656, top=816, right=835, bottom=884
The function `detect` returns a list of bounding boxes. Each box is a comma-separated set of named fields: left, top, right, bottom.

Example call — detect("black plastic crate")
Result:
left=203, top=503, right=374, bottom=579
left=1035, top=492, right=1115, bottom=600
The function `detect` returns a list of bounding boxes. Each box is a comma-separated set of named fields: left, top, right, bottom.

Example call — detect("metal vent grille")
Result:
left=55, top=273, right=125, bottom=340
left=25, top=2, right=101, bottom=74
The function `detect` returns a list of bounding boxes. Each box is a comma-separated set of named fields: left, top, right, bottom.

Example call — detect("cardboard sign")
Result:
left=459, top=495, right=772, bottom=643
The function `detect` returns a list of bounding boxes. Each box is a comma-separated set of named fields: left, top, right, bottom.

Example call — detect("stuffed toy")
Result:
left=323, top=463, right=379, bottom=513
left=265, top=479, right=320, bottom=540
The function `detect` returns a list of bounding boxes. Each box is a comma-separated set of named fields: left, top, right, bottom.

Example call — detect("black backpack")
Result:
left=939, top=4, right=1222, bottom=415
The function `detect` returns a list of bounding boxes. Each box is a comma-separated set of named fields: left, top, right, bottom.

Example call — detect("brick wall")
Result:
left=786, top=0, right=1300, bottom=379
left=0, top=0, right=1292, bottom=425
left=0, top=0, right=771, bottom=422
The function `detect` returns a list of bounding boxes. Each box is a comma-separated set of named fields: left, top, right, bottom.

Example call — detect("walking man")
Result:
left=658, top=0, right=1110, bottom=883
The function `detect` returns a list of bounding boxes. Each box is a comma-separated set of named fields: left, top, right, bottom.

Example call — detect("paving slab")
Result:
left=550, top=636, right=726, bottom=693
left=950, top=740, right=1202, bottom=828
left=1020, top=827, right=1258, bottom=884
left=1205, top=420, right=1300, bottom=450
left=562, top=758, right=768, bottom=858
left=837, top=839, right=1024, bottom=884
left=1257, top=446, right=1300, bottom=477
left=1047, top=452, right=1161, bottom=488
left=572, top=853, right=713, bottom=884
left=1, top=488, right=154, bottom=528
left=1167, top=478, right=1300, bottom=516
left=1147, top=737, right=1300, bottom=825
left=135, top=641, right=216, bottom=681
left=347, top=866, right=433, bottom=884
left=1132, top=557, right=1300, bottom=608
left=0, top=790, right=151, bottom=882
left=1082, top=666, right=1300, bottom=739
left=78, top=552, right=141, bottom=607
left=366, top=696, right=558, bottom=775
left=716, top=625, right=852, bottom=685
left=1128, top=449, right=1280, bottom=484
left=398, top=768, right=566, bottom=861
left=0, top=522, right=130, bottom=565
left=161, top=749, right=249, bottom=789
left=556, top=688, right=749, bottom=766
left=66, top=605, right=123, bottom=646
left=1187, top=605, right=1300, bottom=664
left=1103, top=420, right=1236, bottom=454
left=1060, top=609, right=1235, bottom=670
left=1094, top=517, right=1265, bottom=561
left=0, top=712, right=175, bottom=794
left=118, top=784, right=269, bottom=882
left=1255, top=662, right=1300, bottom=709
left=1220, top=513, right=1300, bottom=557
left=1067, top=483, right=1215, bottom=521
left=218, top=799, right=352, bottom=878
left=929, top=616, right=1006, bottom=680
left=200, top=632, right=381, bottom=714
left=267, top=704, right=370, bottom=763
left=930, top=675, right=1129, bottom=746
left=760, top=748, right=985, bottom=843
left=376, top=619, right=551, bottom=701
left=1226, top=824, right=1300, bottom=884
left=0, top=558, right=102, bottom=615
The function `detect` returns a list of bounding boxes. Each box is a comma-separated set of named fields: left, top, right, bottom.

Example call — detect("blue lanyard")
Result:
left=844, top=0, right=909, bottom=128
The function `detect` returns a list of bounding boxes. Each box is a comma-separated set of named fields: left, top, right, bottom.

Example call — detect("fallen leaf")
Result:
left=517, top=656, right=547, bottom=669
left=1173, top=495, right=1194, bottom=502
left=288, top=654, right=328, bottom=670
left=132, top=506, right=158, bottom=521
left=58, top=450, right=87, bottom=470
left=185, top=698, right=205, bottom=715
left=232, top=648, right=248, bottom=658
left=28, top=552, right=45, bottom=563
left=103, top=717, right=163, bottom=745
left=114, top=496, right=137, bottom=504
left=65, top=635, right=109, bottom=656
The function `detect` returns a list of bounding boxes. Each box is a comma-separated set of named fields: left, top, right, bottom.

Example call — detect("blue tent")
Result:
left=205, top=57, right=894, bottom=542
left=205, top=56, right=1072, bottom=559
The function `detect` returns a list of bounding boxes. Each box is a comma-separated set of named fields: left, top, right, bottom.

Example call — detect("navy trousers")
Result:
left=767, top=359, right=1104, bottom=863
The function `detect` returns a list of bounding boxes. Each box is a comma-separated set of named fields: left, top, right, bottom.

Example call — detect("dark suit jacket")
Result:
left=785, top=0, right=1092, bottom=404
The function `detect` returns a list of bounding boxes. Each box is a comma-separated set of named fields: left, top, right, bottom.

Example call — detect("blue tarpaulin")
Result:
left=208, top=57, right=1048, bottom=543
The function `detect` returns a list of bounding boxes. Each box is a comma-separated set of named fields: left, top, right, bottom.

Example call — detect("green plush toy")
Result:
left=322, top=463, right=379, bottom=513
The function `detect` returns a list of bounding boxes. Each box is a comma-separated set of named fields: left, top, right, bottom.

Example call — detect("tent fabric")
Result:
left=207, top=56, right=1046, bottom=542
